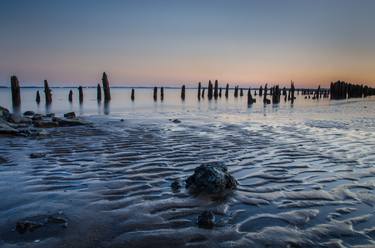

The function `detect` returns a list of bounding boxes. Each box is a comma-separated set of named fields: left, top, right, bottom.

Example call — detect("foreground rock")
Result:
left=186, top=162, right=238, bottom=195
left=30, top=152, right=46, bottom=159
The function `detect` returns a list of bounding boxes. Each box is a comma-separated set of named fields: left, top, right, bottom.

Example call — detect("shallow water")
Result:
left=0, top=88, right=375, bottom=247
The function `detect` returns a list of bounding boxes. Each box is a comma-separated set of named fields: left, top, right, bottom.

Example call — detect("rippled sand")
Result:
left=0, top=98, right=374, bottom=248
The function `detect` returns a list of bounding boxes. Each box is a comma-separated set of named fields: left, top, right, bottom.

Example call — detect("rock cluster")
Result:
left=0, top=106, right=88, bottom=137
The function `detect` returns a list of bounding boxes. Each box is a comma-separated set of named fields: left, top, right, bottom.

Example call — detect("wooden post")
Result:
left=291, top=81, right=295, bottom=104
left=208, top=80, right=213, bottom=100
left=225, top=84, right=229, bottom=98
left=247, top=88, right=256, bottom=105
left=10, top=75, right=21, bottom=108
left=131, top=88, right=135, bottom=101
left=259, top=86, right=263, bottom=96
left=44, top=80, right=52, bottom=105
left=102, top=72, right=111, bottom=102
left=181, top=85, right=185, bottom=100
left=219, top=87, right=222, bottom=98
left=198, top=82, right=201, bottom=100
left=153, top=87, right=157, bottom=101
left=78, top=86, right=83, bottom=103
left=202, top=88, right=205, bottom=98
left=160, top=87, right=164, bottom=101
left=214, top=80, right=218, bottom=99
left=97, top=84, right=102, bottom=102
left=234, top=86, right=238, bottom=98
left=68, top=90, right=73, bottom=102
left=240, top=88, right=243, bottom=97
left=36, top=90, right=40, bottom=104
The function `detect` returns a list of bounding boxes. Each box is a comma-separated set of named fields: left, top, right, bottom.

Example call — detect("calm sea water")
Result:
left=1, top=87, right=375, bottom=247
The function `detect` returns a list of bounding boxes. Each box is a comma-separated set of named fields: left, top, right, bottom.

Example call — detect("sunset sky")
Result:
left=1, top=0, right=374, bottom=87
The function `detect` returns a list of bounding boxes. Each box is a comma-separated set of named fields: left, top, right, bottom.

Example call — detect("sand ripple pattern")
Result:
left=0, top=108, right=375, bottom=247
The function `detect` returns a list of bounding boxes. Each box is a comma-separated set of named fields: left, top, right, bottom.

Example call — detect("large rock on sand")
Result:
left=186, top=162, right=238, bottom=195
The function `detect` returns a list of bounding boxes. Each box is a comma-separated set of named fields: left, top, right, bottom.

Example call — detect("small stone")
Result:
left=30, top=153, right=46, bottom=159
left=197, top=211, right=215, bottom=229
left=172, top=119, right=181, bottom=123
left=63, top=112, right=76, bottom=119
left=23, top=111, right=35, bottom=116
left=16, top=221, right=43, bottom=234
left=120, top=119, right=124, bottom=122
left=34, top=120, right=59, bottom=128
left=52, top=117, right=87, bottom=127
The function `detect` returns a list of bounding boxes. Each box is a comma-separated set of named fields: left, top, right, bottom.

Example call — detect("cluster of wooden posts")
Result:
left=330, top=80, right=375, bottom=100
left=9, top=73, right=375, bottom=109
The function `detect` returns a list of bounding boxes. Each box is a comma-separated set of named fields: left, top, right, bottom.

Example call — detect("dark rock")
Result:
left=16, top=221, right=43, bottom=234
left=52, top=117, right=87, bottom=127
left=171, top=179, right=181, bottom=192
left=172, top=119, right=181, bottom=124
left=34, top=120, right=59, bottom=128
left=47, top=215, right=67, bottom=226
left=197, top=211, right=215, bottom=229
left=0, top=106, right=11, bottom=120
left=44, top=113, right=55, bottom=118
left=23, top=111, right=35, bottom=116
left=120, top=119, right=124, bottom=122
left=186, top=162, right=237, bottom=195
left=32, top=114, right=43, bottom=121
left=64, top=112, right=76, bottom=119
left=8, top=114, right=32, bottom=124
left=0, top=120, right=20, bottom=136
left=30, top=153, right=46, bottom=159
left=0, top=156, right=7, bottom=164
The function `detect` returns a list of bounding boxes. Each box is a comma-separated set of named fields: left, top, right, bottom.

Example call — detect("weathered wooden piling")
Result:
left=160, top=87, right=164, bottom=101
left=214, top=80, right=218, bottom=99
left=97, top=84, right=102, bottom=102
left=78, top=86, right=83, bottom=103
left=208, top=80, right=213, bottom=100
left=263, top=84, right=270, bottom=104
left=36, top=90, right=40, bottom=104
left=102, top=72, right=111, bottom=102
left=10, top=76, right=21, bottom=108
left=68, top=90, right=73, bottom=102
left=272, top=85, right=281, bottom=104
left=202, top=88, right=205, bottom=98
left=44, top=80, right=52, bottom=105
left=234, top=86, right=239, bottom=98
left=240, top=88, right=244, bottom=97
left=181, top=85, right=186, bottom=100
left=247, top=88, right=256, bottom=105
left=290, top=81, right=295, bottom=104
left=198, top=82, right=201, bottom=100
left=153, top=87, right=157, bottom=101
left=219, top=88, right=222, bottom=98
left=259, top=86, right=263, bottom=96
left=225, top=84, right=229, bottom=98
left=131, top=88, right=135, bottom=101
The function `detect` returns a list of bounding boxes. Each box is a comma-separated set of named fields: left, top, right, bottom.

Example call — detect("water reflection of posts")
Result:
left=103, top=100, right=110, bottom=115
left=68, top=90, right=73, bottom=103
left=36, top=90, right=41, bottom=104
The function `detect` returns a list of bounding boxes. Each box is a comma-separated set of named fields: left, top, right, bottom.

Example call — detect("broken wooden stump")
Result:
left=153, top=87, right=157, bottom=101
left=181, top=85, right=185, bottom=100
left=247, top=88, right=256, bottom=105
left=10, top=76, right=21, bottom=108
left=198, top=82, right=201, bottom=100
left=131, top=88, right=135, bottom=101
left=160, top=87, right=164, bottom=101
left=214, top=80, right=218, bottom=99
left=208, top=80, right=213, bottom=100
left=102, top=72, right=111, bottom=102
left=78, top=86, right=83, bottom=103
left=225, top=84, right=229, bottom=98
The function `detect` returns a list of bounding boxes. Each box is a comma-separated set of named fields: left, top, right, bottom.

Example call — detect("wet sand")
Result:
left=0, top=97, right=375, bottom=247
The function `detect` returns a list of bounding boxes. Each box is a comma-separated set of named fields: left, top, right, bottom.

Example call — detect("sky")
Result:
left=0, top=0, right=375, bottom=87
